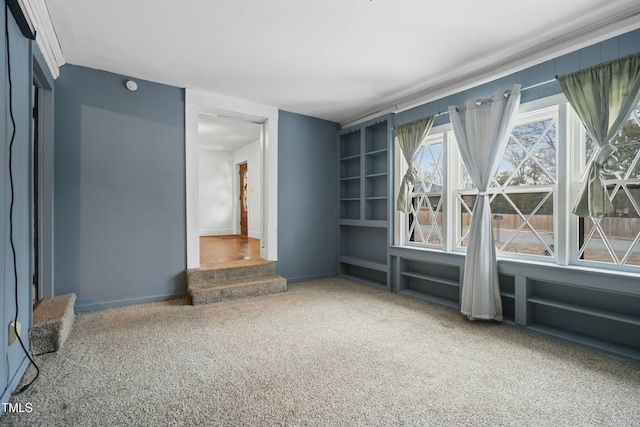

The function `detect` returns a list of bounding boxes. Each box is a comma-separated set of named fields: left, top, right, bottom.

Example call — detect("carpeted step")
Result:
left=189, top=276, right=287, bottom=305
left=29, top=293, right=76, bottom=355
left=187, top=261, right=276, bottom=289
left=187, top=261, right=287, bottom=305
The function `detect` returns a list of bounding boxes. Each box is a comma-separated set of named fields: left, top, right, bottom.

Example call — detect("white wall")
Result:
left=198, top=149, right=234, bottom=235
left=233, top=140, right=262, bottom=239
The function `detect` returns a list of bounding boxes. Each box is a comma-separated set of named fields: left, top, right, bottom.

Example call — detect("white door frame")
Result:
left=185, top=89, right=278, bottom=268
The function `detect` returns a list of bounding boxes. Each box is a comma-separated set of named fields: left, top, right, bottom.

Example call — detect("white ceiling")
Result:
left=198, top=114, right=261, bottom=152
left=45, top=0, right=640, bottom=124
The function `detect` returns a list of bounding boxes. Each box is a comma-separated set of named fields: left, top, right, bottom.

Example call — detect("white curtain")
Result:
left=448, top=85, right=521, bottom=321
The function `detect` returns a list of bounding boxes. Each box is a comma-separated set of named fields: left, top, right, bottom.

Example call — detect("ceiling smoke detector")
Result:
left=125, top=80, right=138, bottom=91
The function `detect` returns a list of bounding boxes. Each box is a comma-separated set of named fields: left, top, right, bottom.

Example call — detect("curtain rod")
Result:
left=432, top=79, right=557, bottom=117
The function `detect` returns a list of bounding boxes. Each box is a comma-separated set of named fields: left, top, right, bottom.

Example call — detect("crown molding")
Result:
left=343, top=3, right=640, bottom=124
left=17, top=0, right=65, bottom=78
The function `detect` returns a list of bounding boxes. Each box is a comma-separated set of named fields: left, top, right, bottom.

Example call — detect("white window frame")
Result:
left=403, top=132, right=447, bottom=249
left=395, top=93, right=640, bottom=273
left=395, top=123, right=451, bottom=249
left=453, top=100, right=562, bottom=264
left=570, top=101, right=640, bottom=273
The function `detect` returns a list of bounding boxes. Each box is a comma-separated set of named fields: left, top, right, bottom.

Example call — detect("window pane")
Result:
left=611, top=103, right=640, bottom=180
left=407, top=135, right=444, bottom=247
left=460, top=168, right=475, bottom=190
left=578, top=101, right=640, bottom=267
left=409, top=195, right=443, bottom=245
left=460, top=116, right=557, bottom=189
left=579, top=184, right=640, bottom=266
left=458, top=192, right=554, bottom=257
left=457, top=194, right=475, bottom=248
left=414, top=142, right=443, bottom=192
left=494, top=117, right=557, bottom=187
left=491, top=192, right=554, bottom=257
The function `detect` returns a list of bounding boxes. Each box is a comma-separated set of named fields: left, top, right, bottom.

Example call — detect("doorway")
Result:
left=31, top=84, right=40, bottom=302
left=31, top=52, right=55, bottom=302
left=185, top=89, right=279, bottom=269
left=195, top=113, right=263, bottom=267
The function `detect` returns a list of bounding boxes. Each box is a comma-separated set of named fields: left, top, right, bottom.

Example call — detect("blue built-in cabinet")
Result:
left=337, top=115, right=393, bottom=289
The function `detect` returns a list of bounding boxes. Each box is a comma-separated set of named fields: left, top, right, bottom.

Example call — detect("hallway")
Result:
left=199, top=235, right=265, bottom=269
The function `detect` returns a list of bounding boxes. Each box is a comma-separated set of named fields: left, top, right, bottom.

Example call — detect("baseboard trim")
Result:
left=74, top=292, right=187, bottom=313
left=1, top=354, right=31, bottom=404
left=284, top=272, right=337, bottom=284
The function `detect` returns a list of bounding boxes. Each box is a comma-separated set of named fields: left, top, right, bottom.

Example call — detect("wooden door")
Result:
left=239, top=162, right=248, bottom=236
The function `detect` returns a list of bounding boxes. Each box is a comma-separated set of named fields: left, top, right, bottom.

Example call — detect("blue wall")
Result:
left=53, top=66, right=341, bottom=310
left=54, top=65, right=186, bottom=312
left=1, top=6, right=34, bottom=402
left=277, top=111, right=339, bottom=282
left=396, top=29, right=640, bottom=127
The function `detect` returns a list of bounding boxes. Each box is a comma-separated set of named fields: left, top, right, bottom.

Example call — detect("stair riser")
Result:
left=30, top=293, right=76, bottom=356
left=187, top=262, right=276, bottom=289
left=191, top=278, right=286, bottom=305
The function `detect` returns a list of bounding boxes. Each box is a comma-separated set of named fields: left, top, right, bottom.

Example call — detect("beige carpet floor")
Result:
left=2, top=277, right=639, bottom=426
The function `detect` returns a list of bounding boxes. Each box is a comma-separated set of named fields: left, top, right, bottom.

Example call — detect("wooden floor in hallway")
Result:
left=199, top=235, right=266, bottom=269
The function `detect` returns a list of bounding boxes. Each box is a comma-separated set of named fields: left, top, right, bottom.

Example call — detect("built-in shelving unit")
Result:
left=523, top=278, right=640, bottom=360
left=394, top=250, right=463, bottom=310
left=337, top=116, right=392, bottom=289
left=339, top=130, right=362, bottom=221
left=492, top=266, right=640, bottom=361
left=389, top=248, right=639, bottom=362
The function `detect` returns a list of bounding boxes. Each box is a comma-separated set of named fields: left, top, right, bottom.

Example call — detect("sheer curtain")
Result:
left=396, top=116, right=434, bottom=213
left=557, top=52, right=640, bottom=217
left=448, top=85, right=521, bottom=321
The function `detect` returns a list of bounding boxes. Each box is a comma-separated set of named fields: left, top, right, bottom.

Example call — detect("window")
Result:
left=577, top=101, right=640, bottom=267
left=397, top=96, right=640, bottom=273
left=406, top=134, right=444, bottom=247
left=457, top=106, right=557, bottom=259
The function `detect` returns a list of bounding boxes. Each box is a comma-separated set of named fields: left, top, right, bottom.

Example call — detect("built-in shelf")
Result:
left=388, top=248, right=640, bottom=363
left=399, top=289, right=459, bottom=310
left=396, top=257, right=462, bottom=308
left=339, top=219, right=387, bottom=228
left=338, top=118, right=392, bottom=290
left=341, top=274, right=388, bottom=290
left=366, top=172, right=387, bottom=178
left=340, top=153, right=360, bottom=161
left=366, top=148, right=388, bottom=156
left=401, top=271, right=459, bottom=288
left=528, top=296, right=640, bottom=326
left=524, top=278, right=640, bottom=358
left=339, top=255, right=387, bottom=272
left=528, top=324, right=640, bottom=361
